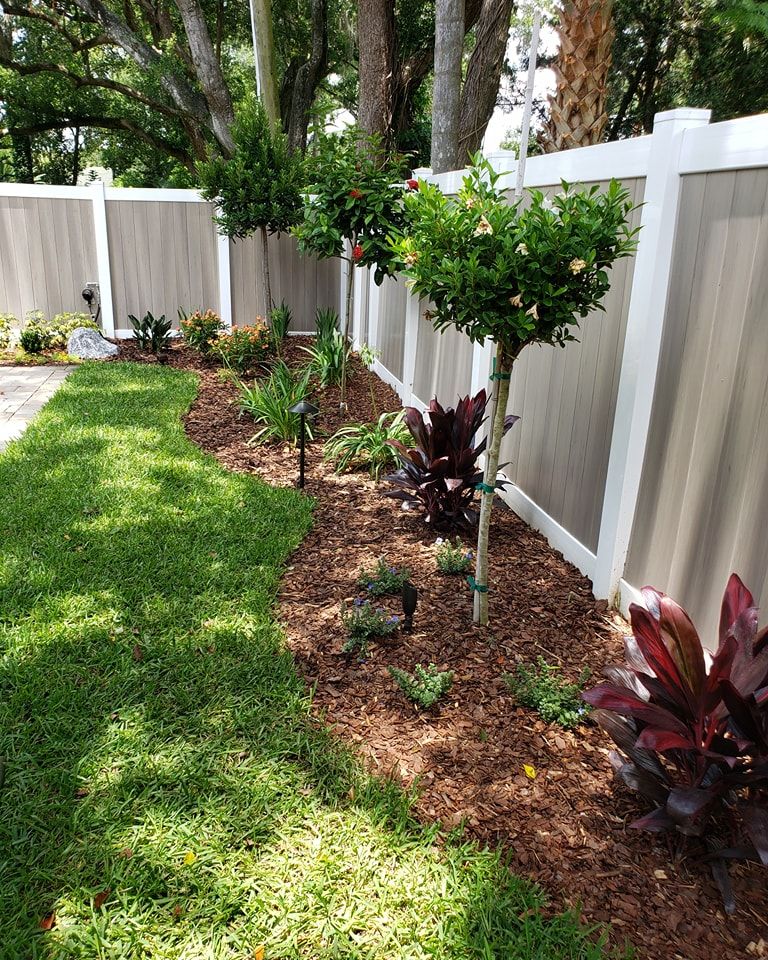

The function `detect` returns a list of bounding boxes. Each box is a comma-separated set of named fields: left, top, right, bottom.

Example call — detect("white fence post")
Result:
left=216, top=228, right=233, bottom=330
left=592, top=108, right=711, bottom=602
left=90, top=181, right=115, bottom=338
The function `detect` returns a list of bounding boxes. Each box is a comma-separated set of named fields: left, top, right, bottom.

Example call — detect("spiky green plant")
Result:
left=324, top=411, right=410, bottom=479
left=238, top=361, right=314, bottom=444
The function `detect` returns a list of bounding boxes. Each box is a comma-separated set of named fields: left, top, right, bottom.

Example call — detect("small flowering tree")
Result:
left=393, top=158, right=638, bottom=625
left=293, top=131, right=410, bottom=409
left=198, top=98, right=304, bottom=321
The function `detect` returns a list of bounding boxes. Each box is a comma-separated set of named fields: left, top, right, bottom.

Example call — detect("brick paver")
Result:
left=0, top=366, right=75, bottom=452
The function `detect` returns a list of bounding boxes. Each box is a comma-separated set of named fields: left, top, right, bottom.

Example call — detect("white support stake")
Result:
left=216, top=227, right=233, bottom=330
left=90, top=181, right=115, bottom=338
left=592, top=108, right=711, bottom=601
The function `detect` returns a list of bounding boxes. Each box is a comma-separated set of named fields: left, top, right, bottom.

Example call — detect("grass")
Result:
left=0, top=362, right=624, bottom=959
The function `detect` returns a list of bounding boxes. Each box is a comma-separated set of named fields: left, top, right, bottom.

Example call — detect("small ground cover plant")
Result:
left=584, top=573, right=768, bottom=912
left=506, top=658, right=590, bottom=729
left=435, top=537, right=474, bottom=574
left=385, top=390, right=519, bottom=528
left=0, top=313, right=14, bottom=349
left=357, top=556, right=411, bottom=597
left=340, top=599, right=400, bottom=653
left=179, top=308, right=224, bottom=354
left=325, top=411, right=411, bottom=480
left=238, top=360, right=313, bottom=444
left=215, top=321, right=271, bottom=373
left=129, top=311, right=172, bottom=352
left=389, top=663, right=454, bottom=709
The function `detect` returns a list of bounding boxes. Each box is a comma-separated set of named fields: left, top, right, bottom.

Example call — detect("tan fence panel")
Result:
left=625, top=167, right=768, bottom=640
left=499, top=177, right=645, bottom=553
left=230, top=232, right=340, bottom=331
left=377, top=276, right=407, bottom=380
left=106, top=199, right=219, bottom=330
left=413, top=306, right=475, bottom=406
left=0, top=196, right=97, bottom=321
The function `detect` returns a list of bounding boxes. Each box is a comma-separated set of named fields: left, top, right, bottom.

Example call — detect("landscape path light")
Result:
left=288, top=399, right=319, bottom=488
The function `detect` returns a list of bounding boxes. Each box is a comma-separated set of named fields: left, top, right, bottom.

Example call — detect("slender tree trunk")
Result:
left=473, top=342, right=513, bottom=625
left=357, top=0, right=395, bottom=141
left=458, top=0, right=515, bottom=160
left=72, top=125, right=81, bottom=185
left=250, top=0, right=281, bottom=125
left=339, top=243, right=356, bottom=413
left=260, top=225, right=273, bottom=318
left=431, top=0, right=465, bottom=172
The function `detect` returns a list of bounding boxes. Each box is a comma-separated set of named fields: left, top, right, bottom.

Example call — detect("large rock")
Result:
left=67, top=327, right=119, bottom=360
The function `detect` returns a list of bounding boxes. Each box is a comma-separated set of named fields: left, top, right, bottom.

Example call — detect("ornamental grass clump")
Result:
left=238, top=361, right=313, bottom=444
left=583, top=573, right=768, bottom=912
left=324, top=411, right=411, bottom=480
left=393, top=158, right=637, bottom=623
left=340, top=599, right=400, bottom=654
left=357, top=557, right=411, bottom=597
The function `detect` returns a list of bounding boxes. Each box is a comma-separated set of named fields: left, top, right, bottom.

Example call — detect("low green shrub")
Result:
left=340, top=599, right=400, bottom=654
left=303, top=330, right=349, bottom=388
left=129, top=311, right=172, bottom=352
left=238, top=360, right=313, bottom=444
left=435, top=536, right=474, bottom=574
left=357, top=557, right=411, bottom=597
left=505, top=658, right=590, bottom=729
left=19, top=324, right=48, bottom=354
left=18, top=311, right=97, bottom=353
left=50, top=312, right=96, bottom=347
left=179, top=308, right=224, bottom=354
left=214, top=322, right=271, bottom=373
left=324, top=410, right=410, bottom=479
left=269, top=301, right=293, bottom=341
left=389, top=663, right=454, bottom=709
left=0, top=313, right=15, bottom=350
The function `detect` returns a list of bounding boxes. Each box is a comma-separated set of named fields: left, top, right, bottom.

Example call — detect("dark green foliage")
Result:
left=128, top=311, right=171, bottom=352
left=314, top=307, right=340, bottom=343
left=506, top=658, right=590, bottom=730
left=357, top=557, right=411, bottom=597
left=340, top=600, right=400, bottom=653
left=197, top=97, right=304, bottom=239
left=584, top=573, right=768, bottom=912
left=293, top=131, right=409, bottom=285
left=324, top=411, right=411, bottom=479
left=238, top=361, right=314, bottom=444
left=389, top=664, right=454, bottom=709
left=19, top=325, right=47, bottom=354
left=385, top=391, right=519, bottom=528
left=303, top=330, right=350, bottom=387
left=269, top=301, right=293, bottom=340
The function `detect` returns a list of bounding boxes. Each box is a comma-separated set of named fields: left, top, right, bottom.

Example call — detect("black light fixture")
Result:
left=289, top=399, right=319, bottom=488
left=401, top=580, right=418, bottom=633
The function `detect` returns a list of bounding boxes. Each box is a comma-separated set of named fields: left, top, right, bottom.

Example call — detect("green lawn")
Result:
left=0, top=362, right=620, bottom=959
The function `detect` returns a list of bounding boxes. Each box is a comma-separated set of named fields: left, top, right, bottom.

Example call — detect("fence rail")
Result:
left=2, top=107, right=767, bottom=643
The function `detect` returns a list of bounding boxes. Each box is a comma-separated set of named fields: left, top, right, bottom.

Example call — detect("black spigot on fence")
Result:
left=289, top=400, right=319, bottom=489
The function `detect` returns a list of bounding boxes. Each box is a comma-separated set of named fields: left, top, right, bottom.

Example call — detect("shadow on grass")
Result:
left=0, top=363, right=623, bottom=959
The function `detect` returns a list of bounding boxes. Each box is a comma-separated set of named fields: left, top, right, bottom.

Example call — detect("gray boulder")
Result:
left=67, top=327, right=119, bottom=360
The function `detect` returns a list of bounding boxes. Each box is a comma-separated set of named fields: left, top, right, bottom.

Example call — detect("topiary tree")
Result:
left=293, top=130, right=410, bottom=410
left=198, top=97, right=304, bottom=322
left=392, top=158, right=638, bottom=625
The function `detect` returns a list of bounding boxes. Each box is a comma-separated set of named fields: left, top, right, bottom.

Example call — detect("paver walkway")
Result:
left=0, top=365, right=75, bottom=452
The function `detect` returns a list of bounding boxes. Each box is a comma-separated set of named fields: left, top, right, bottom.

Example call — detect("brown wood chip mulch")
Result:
left=121, top=339, right=768, bottom=960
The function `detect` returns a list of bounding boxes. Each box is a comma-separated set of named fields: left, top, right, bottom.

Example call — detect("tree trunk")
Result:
left=339, top=242, right=356, bottom=413
left=175, top=0, right=236, bottom=152
left=473, top=342, right=513, bottom=625
left=458, top=0, right=515, bottom=161
left=540, top=0, right=615, bottom=152
left=357, top=0, right=395, bottom=141
left=260, top=224, right=273, bottom=318
left=72, top=125, right=81, bottom=185
left=285, top=0, right=328, bottom=152
left=431, top=0, right=465, bottom=172
left=249, top=0, right=281, bottom=125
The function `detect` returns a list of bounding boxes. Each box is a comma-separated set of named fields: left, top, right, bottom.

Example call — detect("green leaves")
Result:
left=392, top=159, right=639, bottom=353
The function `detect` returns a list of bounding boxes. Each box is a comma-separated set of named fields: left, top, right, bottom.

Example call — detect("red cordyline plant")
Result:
left=584, top=573, right=768, bottom=911
left=384, top=390, right=519, bottom=528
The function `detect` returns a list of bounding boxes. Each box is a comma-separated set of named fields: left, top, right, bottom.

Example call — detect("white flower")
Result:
left=541, top=197, right=554, bottom=210
left=464, top=196, right=477, bottom=209
left=569, top=257, right=587, bottom=274
left=434, top=537, right=444, bottom=545
left=515, top=242, right=528, bottom=255
left=509, top=294, right=523, bottom=308
left=404, top=250, right=420, bottom=267
left=525, top=304, right=539, bottom=320
left=474, top=215, right=493, bottom=236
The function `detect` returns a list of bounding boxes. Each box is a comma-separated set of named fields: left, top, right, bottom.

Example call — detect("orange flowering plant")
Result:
left=214, top=320, right=271, bottom=374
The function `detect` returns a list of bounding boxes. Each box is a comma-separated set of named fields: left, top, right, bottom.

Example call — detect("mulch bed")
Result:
left=122, top=339, right=768, bottom=960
